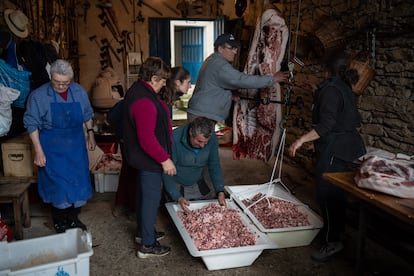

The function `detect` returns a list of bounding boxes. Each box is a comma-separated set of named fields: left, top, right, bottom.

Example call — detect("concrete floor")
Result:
left=8, top=147, right=414, bottom=275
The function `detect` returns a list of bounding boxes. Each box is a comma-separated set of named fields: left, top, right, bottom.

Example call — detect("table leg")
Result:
left=12, top=198, right=23, bottom=240
left=22, top=190, right=31, bottom=227
left=356, top=203, right=367, bottom=275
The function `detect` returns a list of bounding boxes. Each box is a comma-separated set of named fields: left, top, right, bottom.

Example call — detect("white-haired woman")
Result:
left=24, top=59, right=96, bottom=233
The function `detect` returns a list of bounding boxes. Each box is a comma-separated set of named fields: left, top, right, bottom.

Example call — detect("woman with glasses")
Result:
left=24, top=59, right=96, bottom=233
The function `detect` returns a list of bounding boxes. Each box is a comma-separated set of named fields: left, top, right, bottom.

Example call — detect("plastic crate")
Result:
left=92, top=154, right=121, bottom=193
left=93, top=171, right=119, bottom=193
left=0, top=228, right=93, bottom=275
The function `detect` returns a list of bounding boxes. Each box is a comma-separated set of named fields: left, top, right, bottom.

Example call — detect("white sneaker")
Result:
left=311, top=242, right=344, bottom=262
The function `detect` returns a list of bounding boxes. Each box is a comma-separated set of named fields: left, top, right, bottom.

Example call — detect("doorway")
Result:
left=170, top=20, right=216, bottom=121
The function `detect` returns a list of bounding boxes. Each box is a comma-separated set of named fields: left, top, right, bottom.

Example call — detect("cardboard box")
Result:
left=165, top=200, right=277, bottom=270
left=0, top=228, right=93, bottom=275
left=1, top=135, right=34, bottom=177
left=225, top=183, right=323, bottom=248
left=87, top=146, right=104, bottom=171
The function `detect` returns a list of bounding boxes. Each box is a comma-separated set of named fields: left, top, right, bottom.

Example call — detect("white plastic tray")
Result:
left=165, top=199, right=277, bottom=270
left=225, top=183, right=323, bottom=248
left=0, top=228, right=93, bottom=275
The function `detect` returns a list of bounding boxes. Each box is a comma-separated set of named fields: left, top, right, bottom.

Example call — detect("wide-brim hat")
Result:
left=4, top=9, right=29, bottom=38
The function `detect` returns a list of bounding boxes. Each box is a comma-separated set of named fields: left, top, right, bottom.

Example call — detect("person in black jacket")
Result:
left=122, top=57, right=176, bottom=258
left=288, top=50, right=366, bottom=262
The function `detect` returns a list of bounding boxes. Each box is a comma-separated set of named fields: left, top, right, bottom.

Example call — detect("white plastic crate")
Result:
left=0, top=228, right=93, bottom=275
left=93, top=171, right=119, bottom=193
left=92, top=153, right=121, bottom=193
left=225, top=183, right=323, bottom=248
left=165, top=199, right=277, bottom=270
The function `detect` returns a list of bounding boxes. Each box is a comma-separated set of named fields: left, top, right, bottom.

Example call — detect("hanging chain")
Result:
left=371, top=28, right=376, bottom=69
left=293, top=0, right=302, bottom=59
left=281, top=0, right=303, bottom=128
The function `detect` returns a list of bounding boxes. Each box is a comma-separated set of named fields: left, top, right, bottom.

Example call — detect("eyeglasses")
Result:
left=52, top=79, right=71, bottom=87
left=224, top=45, right=238, bottom=51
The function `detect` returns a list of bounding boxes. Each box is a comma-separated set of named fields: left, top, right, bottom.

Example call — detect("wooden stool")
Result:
left=0, top=177, right=33, bottom=240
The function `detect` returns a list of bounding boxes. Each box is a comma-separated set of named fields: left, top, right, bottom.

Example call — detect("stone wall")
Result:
left=276, top=0, right=414, bottom=170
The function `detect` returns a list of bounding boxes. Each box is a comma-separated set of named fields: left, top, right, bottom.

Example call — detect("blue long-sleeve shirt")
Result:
left=163, top=124, right=225, bottom=201
left=24, top=82, right=94, bottom=133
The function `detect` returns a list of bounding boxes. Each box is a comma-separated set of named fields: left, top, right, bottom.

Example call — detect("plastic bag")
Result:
left=0, top=84, right=20, bottom=136
left=0, top=59, right=31, bottom=108
left=355, top=155, right=414, bottom=199
left=0, top=213, right=13, bottom=242
left=215, top=123, right=232, bottom=145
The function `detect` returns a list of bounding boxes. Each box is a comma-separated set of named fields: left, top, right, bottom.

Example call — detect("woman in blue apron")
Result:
left=24, top=59, right=96, bottom=233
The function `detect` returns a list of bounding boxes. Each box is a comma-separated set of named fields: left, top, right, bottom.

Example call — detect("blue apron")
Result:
left=38, top=87, right=92, bottom=208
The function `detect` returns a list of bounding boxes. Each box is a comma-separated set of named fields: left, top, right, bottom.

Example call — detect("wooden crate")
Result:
left=1, top=142, right=33, bottom=177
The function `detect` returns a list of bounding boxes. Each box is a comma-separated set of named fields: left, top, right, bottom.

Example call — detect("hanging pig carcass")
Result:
left=233, top=8, right=289, bottom=162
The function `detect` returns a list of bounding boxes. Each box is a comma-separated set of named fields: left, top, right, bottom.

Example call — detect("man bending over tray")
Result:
left=163, top=117, right=226, bottom=214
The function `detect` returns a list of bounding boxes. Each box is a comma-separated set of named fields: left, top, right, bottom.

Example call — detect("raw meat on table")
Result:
left=355, top=155, right=414, bottom=199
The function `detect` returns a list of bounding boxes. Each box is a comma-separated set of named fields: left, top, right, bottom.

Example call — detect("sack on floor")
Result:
left=0, top=84, right=20, bottom=136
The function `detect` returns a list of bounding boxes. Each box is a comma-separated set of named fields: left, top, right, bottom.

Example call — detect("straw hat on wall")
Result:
left=4, top=9, right=29, bottom=38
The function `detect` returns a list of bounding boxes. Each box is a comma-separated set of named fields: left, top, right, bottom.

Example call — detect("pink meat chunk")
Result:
left=177, top=203, right=257, bottom=251
left=242, top=193, right=310, bottom=229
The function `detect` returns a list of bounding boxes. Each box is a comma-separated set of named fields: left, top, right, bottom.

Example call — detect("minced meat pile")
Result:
left=242, top=193, right=310, bottom=229
left=177, top=203, right=257, bottom=251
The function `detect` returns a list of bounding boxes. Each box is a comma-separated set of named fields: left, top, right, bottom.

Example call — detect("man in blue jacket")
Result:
left=163, top=117, right=226, bottom=213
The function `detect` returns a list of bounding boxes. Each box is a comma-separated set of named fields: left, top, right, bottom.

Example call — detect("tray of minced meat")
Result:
left=225, top=183, right=323, bottom=248
left=165, top=199, right=277, bottom=270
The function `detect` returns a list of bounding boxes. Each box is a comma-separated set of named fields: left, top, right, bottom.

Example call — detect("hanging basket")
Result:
left=309, top=19, right=345, bottom=57
left=350, top=59, right=375, bottom=95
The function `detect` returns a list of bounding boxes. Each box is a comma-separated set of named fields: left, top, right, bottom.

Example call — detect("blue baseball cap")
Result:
left=214, top=33, right=240, bottom=48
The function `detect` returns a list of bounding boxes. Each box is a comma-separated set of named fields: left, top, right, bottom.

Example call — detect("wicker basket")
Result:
left=309, top=19, right=345, bottom=57
left=350, top=60, right=375, bottom=95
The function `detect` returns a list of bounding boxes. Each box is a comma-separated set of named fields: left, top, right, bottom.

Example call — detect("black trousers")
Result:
left=315, top=156, right=353, bottom=243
